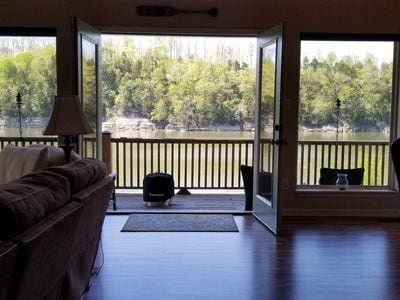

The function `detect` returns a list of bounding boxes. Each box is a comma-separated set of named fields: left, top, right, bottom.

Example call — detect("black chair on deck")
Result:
left=391, top=138, right=400, bottom=188
left=240, top=165, right=272, bottom=211
left=319, top=167, right=364, bottom=185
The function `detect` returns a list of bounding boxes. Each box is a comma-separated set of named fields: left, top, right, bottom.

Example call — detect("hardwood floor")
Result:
left=85, top=216, right=400, bottom=300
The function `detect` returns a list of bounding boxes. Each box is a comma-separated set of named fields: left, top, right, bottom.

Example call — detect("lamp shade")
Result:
left=43, top=95, right=94, bottom=135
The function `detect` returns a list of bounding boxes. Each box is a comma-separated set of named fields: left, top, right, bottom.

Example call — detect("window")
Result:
left=297, top=39, right=394, bottom=188
left=0, top=34, right=56, bottom=137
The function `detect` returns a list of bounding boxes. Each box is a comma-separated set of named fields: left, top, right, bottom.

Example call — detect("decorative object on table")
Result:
left=121, top=213, right=238, bottom=232
left=319, top=167, right=364, bottom=185
left=43, top=95, right=93, bottom=163
left=16, top=93, right=23, bottom=143
left=336, top=173, right=349, bottom=190
left=136, top=5, right=218, bottom=17
left=143, top=172, right=174, bottom=206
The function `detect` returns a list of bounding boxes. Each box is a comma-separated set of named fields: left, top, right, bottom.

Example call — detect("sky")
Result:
left=0, top=36, right=394, bottom=67
left=301, top=41, right=394, bottom=64
left=102, top=34, right=257, bottom=67
left=102, top=35, right=394, bottom=67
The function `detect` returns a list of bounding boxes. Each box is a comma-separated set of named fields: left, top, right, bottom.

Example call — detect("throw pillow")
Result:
left=0, top=144, right=50, bottom=184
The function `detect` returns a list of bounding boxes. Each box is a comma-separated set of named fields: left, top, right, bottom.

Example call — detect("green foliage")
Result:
left=0, top=45, right=56, bottom=120
left=0, top=40, right=394, bottom=133
left=300, top=53, right=392, bottom=131
left=260, top=54, right=276, bottom=126
left=82, top=56, right=97, bottom=127
left=101, top=45, right=256, bottom=129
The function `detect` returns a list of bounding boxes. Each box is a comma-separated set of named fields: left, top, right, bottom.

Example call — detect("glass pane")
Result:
left=297, top=41, right=394, bottom=187
left=82, top=38, right=97, bottom=157
left=258, top=41, right=276, bottom=201
left=0, top=36, right=56, bottom=139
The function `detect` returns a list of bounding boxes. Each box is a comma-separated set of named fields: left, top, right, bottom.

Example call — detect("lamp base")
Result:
left=60, top=135, right=75, bottom=164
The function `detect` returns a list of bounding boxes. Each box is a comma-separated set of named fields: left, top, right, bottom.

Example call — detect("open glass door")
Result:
left=75, top=18, right=101, bottom=159
left=253, top=23, right=284, bottom=235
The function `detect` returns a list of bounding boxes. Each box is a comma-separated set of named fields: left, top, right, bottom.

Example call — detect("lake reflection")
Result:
left=0, top=128, right=390, bottom=141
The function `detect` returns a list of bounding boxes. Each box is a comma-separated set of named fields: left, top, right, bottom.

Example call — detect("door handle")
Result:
left=270, top=139, right=288, bottom=145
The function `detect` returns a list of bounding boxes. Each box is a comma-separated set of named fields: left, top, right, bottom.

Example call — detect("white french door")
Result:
left=75, top=18, right=102, bottom=159
left=253, top=23, right=284, bottom=235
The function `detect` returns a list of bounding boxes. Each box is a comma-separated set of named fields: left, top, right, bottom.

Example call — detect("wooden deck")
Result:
left=108, top=191, right=246, bottom=213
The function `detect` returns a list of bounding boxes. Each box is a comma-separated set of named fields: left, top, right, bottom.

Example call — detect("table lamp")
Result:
left=43, top=95, right=94, bottom=163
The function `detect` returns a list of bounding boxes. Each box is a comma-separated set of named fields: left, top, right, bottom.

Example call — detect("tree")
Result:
left=0, top=44, right=56, bottom=121
left=0, top=36, right=393, bottom=134
left=299, top=52, right=392, bottom=131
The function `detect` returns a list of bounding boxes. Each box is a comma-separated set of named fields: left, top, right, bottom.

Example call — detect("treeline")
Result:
left=0, top=41, right=393, bottom=132
left=0, top=37, right=55, bottom=57
left=102, top=45, right=255, bottom=129
left=300, top=53, right=392, bottom=131
left=0, top=45, right=56, bottom=120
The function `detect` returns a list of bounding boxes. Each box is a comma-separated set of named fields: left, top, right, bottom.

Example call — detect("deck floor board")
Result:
left=108, top=192, right=246, bottom=213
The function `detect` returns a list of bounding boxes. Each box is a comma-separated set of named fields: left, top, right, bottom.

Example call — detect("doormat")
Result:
left=121, top=213, right=239, bottom=232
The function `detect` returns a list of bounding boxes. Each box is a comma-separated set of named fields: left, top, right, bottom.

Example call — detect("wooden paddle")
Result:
left=136, top=6, right=218, bottom=18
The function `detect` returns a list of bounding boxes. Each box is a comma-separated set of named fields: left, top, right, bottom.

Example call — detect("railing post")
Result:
left=102, top=131, right=112, bottom=173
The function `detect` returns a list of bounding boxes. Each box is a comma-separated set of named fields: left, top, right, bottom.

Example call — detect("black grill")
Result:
left=143, top=173, right=174, bottom=203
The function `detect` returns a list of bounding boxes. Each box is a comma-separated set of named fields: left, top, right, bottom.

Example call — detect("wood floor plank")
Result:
left=85, top=216, right=400, bottom=300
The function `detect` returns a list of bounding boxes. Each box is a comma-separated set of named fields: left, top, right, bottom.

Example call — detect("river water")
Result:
left=0, top=128, right=389, bottom=141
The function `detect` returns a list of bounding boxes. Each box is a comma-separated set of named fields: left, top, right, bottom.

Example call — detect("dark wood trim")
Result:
left=0, top=27, right=56, bottom=36
left=301, top=32, right=400, bottom=41
left=99, top=26, right=259, bottom=37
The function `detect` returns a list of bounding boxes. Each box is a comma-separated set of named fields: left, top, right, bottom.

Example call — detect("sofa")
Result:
left=0, top=154, right=114, bottom=300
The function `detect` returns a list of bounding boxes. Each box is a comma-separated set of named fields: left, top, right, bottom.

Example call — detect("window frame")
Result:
left=297, top=33, right=400, bottom=191
left=0, top=27, right=56, bottom=37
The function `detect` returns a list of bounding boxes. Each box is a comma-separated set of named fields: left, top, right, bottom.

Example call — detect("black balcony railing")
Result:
left=297, top=140, right=389, bottom=186
left=110, top=138, right=258, bottom=189
left=0, top=136, right=390, bottom=189
left=0, top=137, right=58, bottom=147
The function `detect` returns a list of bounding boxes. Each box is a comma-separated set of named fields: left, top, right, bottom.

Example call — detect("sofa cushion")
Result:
left=47, top=159, right=107, bottom=195
left=0, top=170, right=70, bottom=240
left=0, top=144, right=50, bottom=184
left=29, top=144, right=81, bottom=166
left=11, top=201, right=82, bottom=300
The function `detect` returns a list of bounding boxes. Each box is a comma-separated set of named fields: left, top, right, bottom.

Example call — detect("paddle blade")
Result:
left=136, top=6, right=179, bottom=17
left=136, top=6, right=218, bottom=18
left=206, top=7, right=218, bottom=17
